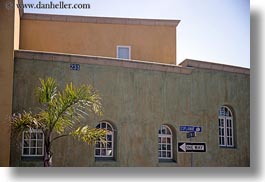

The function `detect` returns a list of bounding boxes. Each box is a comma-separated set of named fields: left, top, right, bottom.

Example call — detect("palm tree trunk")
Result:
left=44, top=138, right=52, bottom=167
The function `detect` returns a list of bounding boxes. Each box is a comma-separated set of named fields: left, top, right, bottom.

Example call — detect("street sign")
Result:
left=187, top=131, right=196, bottom=138
left=178, top=142, right=206, bottom=153
left=179, top=126, right=202, bottom=132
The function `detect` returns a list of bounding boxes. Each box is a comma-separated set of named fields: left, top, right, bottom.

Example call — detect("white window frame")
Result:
left=94, top=121, right=114, bottom=158
left=218, top=106, right=234, bottom=147
left=22, top=129, right=44, bottom=157
left=158, top=125, right=173, bottom=160
left=116, top=45, right=131, bottom=60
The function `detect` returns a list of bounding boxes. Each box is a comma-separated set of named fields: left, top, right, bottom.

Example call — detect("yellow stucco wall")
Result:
left=0, top=0, right=20, bottom=167
left=20, top=18, right=177, bottom=64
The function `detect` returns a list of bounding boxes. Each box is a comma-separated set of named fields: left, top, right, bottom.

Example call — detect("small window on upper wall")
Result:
left=117, top=46, right=131, bottom=60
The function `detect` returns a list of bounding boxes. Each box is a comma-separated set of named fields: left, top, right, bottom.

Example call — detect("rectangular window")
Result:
left=22, top=129, right=44, bottom=157
left=117, top=46, right=131, bottom=60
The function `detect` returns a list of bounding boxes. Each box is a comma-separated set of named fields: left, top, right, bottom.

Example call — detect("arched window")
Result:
left=95, top=122, right=114, bottom=158
left=218, top=106, right=234, bottom=147
left=158, top=125, right=173, bottom=159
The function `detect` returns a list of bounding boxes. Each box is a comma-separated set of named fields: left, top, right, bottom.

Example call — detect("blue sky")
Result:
left=23, top=0, right=250, bottom=68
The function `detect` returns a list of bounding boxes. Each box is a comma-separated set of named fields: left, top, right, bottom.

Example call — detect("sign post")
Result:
left=179, top=125, right=203, bottom=167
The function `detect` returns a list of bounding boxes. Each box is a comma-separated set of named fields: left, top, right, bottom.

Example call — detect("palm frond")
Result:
left=36, top=77, right=57, bottom=105
left=12, top=77, right=105, bottom=152
left=70, top=125, right=107, bottom=144
left=11, top=111, right=44, bottom=132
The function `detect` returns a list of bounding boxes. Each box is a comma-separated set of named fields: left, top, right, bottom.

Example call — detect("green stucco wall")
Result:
left=11, top=57, right=250, bottom=167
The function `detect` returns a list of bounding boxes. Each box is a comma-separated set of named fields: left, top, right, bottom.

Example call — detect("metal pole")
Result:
left=190, top=137, right=193, bottom=167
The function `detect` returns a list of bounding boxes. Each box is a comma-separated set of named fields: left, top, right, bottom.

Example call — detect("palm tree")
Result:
left=11, top=77, right=107, bottom=167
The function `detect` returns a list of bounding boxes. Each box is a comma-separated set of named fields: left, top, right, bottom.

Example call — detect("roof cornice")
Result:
left=21, top=13, right=180, bottom=27
left=179, top=59, right=250, bottom=75
left=14, top=50, right=192, bottom=74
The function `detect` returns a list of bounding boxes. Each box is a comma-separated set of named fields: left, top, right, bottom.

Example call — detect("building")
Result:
left=0, top=0, right=249, bottom=167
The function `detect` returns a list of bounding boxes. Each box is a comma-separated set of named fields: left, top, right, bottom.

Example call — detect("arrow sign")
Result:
left=178, top=142, right=206, bottom=153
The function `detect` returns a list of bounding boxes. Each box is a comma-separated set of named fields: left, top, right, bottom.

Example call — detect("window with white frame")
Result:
left=95, top=122, right=114, bottom=158
left=218, top=106, right=234, bottom=147
left=158, top=125, right=173, bottom=159
left=117, top=46, right=131, bottom=60
left=22, top=129, right=44, bottom=156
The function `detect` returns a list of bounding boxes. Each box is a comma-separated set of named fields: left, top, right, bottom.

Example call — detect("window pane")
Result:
left=100, top=143, right=105, bottom=148
left=118, top=47, right=130, bottom=59
left=37, top=133, right=43, bottom=139
left=158, top=144, right=161, bottom=150
left=165, top=128, right=171, bottom=135
left=161, top=128, right=166, bottom=134
left=167, top=145, right=171, bottom=150
left=23, top=140, right=29, bottom=147
left=158, top=137, right=161, bottom=143
left=31, top=140, right=36, bottom=147
left=37, top=148, right=43, bottom=155
left=95, top=142, right=100, bottom=148
left=167, top=152, right=171, bottom=158
left=24, top=132, right=30, bottom=139
left=30, top=148, right=36, bottom=155
left=227, top=138, right=230, bottom=145
left=107, top=124, right=112, bottom=131
left=106, top=149, right=112, bottom=156
left=107, top=134, right=112, bottom=141
left=107, top=142, right=112, bottom=148
left=219, top=107, right=225, bottom=116
left=23, top=148, right=29, bottom=155
left=37, top=140, right=43, bottom=147
left=162, top=144, right=166, bottom=150
left=101, top=122, right=106, bottom=129
left=31, top=133, right=37, bottom=139
left=167, top=138, right=171, bottom=144
left=161, top=138, right=167, bottom=143
left=158, top=151, right=161, bottom=157
left=162, top=151, right=166, bottom=157
left=101, top=149, right=106, bottom=156
left=95, top=149, right=100, bottom=155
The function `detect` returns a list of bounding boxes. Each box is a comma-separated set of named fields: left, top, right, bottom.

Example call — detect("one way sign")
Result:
left=178, top=142, right=206, bottom=153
